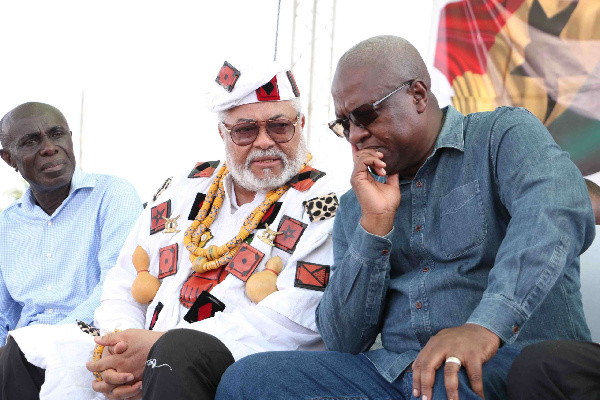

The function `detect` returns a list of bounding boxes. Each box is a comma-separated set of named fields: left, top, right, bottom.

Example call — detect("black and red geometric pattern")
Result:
left=257, top=202, right=282, bottom=229
left=256, top=75, right=280, bottom=101
left=150, top=200, right=171, bottom=235
left=225, top=243, right=264, bottom=282
left=294, top=261, right=330, bottom=291
left=274, top=215, right=307, bottom=254
left=188, top=161, right=220, bottom=179
left=287, top=166, right=326, bottom=192
left=149, top=302, right=164, bottom=330
left=215, top=61, right=241, bottom=92
left=179, top=267, right=228, bottom=308
left=183, top=291, right=226, bottom=323
left=158, top=243, right=178, bottom=279
left=188, top=192, right=207, bottom=220
left=286, top=70, right=300, bottom=97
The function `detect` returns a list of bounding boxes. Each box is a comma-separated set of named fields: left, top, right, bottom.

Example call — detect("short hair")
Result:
left=217, top=97, right=303, bottom=125
left=0, top=114, right=9, bottom=150
left=0, top=102, right=68, bottom=152
left=337, top=35, right=431, bottom=88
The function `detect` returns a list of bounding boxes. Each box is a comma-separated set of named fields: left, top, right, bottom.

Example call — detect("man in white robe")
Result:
left=0, top=59, right=347, bottom=400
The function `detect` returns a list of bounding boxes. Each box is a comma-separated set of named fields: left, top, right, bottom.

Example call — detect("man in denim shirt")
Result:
left=216, top=36, right=596, bottom=400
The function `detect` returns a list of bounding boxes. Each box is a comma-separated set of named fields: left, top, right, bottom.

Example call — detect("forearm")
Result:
left=316, top=224, right=391, bottom=353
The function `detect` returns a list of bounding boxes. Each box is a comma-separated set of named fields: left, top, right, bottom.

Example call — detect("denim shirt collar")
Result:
left=433, top=105, right=465, bottom=154
left=17, top=168, right=96, bottom=213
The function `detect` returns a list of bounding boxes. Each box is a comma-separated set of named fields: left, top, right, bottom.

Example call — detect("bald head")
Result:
left=0, top=102, right=68, bottom=151
left=337, top=35, right=431, bottom=88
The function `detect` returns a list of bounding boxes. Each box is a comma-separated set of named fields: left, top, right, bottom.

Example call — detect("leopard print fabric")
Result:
left=303, top=192, right=339, bottom=222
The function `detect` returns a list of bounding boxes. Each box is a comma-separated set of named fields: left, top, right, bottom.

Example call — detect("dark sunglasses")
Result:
left=221, top=114, right=300, bottom=146
left=328, top=80, right=414, bottom=139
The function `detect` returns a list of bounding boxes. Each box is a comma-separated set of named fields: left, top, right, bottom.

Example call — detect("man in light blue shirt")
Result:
left=0, top=102, right=142, bottom=350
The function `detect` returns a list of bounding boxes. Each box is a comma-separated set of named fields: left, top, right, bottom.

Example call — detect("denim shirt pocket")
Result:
left=440, top=180, right=487, bottom=259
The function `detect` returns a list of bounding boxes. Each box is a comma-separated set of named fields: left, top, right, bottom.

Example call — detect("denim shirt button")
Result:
left=416, top=181, right=423, bottom=188
left=422, top=267, right=429, bottom=272
left=382, top=249, right=389, bottom=255
left=415, top=302, right=423, bottom=309
left=415, top=225, right=422, bottom=232
left=512, top=326, right=519, bottom=334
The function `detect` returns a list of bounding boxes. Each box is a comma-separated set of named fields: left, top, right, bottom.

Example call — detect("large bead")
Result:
left=245, top=256, right=283, bottom=304
left=192, top=256, right=209, bottom=273
left=131, top=272, right=161, bottom=304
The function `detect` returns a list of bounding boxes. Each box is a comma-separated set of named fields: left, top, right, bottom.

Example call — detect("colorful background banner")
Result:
left=433, top=0, right=600, bottom=176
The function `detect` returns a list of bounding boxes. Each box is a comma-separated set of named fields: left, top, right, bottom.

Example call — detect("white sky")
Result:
left=0, top=0, right=432, bottom=208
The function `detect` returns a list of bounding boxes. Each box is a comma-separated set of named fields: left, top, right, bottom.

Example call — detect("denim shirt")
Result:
left=316, top=105, right=596, bottom=383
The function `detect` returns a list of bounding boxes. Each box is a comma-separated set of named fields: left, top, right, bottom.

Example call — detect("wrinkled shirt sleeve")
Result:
left=467, top=109, right=596, bottom=343
left=58, top=181, right=142, bottom=326
left=316, top=203, right=393, bottom=353
left=0, top=268, right=22, bottom=345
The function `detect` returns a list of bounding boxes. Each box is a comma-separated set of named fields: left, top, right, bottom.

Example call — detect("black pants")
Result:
left=0, top=336, right=45, bottom=400
left=507, top=340, right=600, bottom=400
left=142, top=329, right=235, bottom=400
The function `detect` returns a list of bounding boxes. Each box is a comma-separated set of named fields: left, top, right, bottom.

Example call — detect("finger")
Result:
left=91, top=379, right=118, bottom=394
left=465, top=362, right=485, bottom=399
left=419, top=361, right=438, bottom=400
left=101, top=368, right=135, bottom=385
left=386, top=173, right=400, bottom=188
left=113, top=341, right=128, bottom=355
left=444, top=360, right=461, bottom=400
left=109, top=380, right=143, bottom=399
left=411, top=359, right=422, bottom=398
left=95, top=331, right=123, bottom=346
left=355, top=153, right=386, bottom=175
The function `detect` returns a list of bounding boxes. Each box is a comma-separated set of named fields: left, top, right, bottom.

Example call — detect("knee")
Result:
left=216, top=352, right=283, bottom=399
left=150, top=329, right=232, bottom=362
left=508, top=341, right=561, bottom=383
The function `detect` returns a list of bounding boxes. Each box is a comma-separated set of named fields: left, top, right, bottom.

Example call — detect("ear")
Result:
left=300, top=114, right=306, bottom=129
left=217, top=123, right=225, bottom=141
left=412, top=81, right=429, bottom=114
left=1, top=149, right=13, bottom=167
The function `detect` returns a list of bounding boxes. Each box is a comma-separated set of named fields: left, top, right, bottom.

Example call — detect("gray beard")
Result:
left=225, top=138, right=308, bottom=193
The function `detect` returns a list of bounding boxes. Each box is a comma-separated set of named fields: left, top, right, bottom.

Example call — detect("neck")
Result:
left=31, top=183, right=71, bottom=215
left=232, top=181, right=257, bottom=206
left=401, top=107, right=445, bottom=181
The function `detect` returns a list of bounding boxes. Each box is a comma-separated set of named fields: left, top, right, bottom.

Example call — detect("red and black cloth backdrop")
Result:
left=433, top=0, right=600, bottom=176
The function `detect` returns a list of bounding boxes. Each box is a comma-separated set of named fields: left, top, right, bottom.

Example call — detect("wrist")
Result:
left=360, top=214, right=394, bottom=237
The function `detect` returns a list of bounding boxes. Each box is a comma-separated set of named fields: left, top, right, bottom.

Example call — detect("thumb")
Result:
left=94, top=331, right=121, bottom=346
left=112, top=341, right=128, bottom=355
left=386, top=173, right=400, bottom=189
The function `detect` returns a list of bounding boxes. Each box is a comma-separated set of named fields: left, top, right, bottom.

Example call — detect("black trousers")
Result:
left=142, top=329, right=235, bottom=400
left=0, top=336, right=45, bottom=400
left=507, top=340, right=600, bottom=400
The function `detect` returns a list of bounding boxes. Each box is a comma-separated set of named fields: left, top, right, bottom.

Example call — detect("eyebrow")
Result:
left=232, top=113, right=290, bottom=123
left=18, top=126, right=65, bottom=143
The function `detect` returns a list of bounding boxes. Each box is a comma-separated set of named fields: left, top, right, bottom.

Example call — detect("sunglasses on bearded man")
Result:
left=221, top=113, right=301, bottom=146
left=328, top=79, right=414, bottom=139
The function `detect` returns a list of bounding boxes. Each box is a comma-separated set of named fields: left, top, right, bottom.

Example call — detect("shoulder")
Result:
left=149, top=160, right=224, bottom=205
left=85, top=173, right=140, bottom=202
left=466, top=106, right=543, bottom=131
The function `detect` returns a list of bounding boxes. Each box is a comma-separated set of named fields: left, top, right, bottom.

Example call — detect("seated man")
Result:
left=508, top=180, right=600, bottom=400
left=0, top=61, right=346, bottom=400
left=0, top=102, right=141, bottom=349
left=215, top=36, right=596, bottom=400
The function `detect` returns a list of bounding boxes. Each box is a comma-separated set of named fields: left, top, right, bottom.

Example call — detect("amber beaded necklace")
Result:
left=183, top=155, right=311, bottom=273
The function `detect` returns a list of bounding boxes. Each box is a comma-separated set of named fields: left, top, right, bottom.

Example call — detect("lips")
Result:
left=251, top=157, right=282, bottom=167
left=40, top=161, right=65, bottom=172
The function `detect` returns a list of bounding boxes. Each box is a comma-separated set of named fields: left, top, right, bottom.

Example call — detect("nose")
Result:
left=252, top=124, right=277, bottom=149
left=39, top=135, right=59, bottom=156
left=347, top=121, right=370, bottom=145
